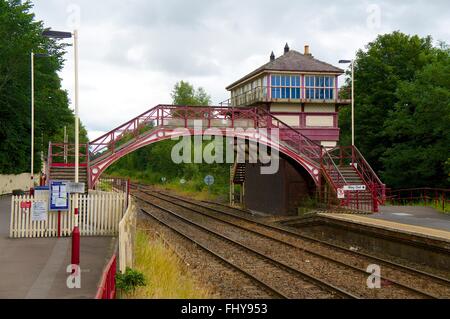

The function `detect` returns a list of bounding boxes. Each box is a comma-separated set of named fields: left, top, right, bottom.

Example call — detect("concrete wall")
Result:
left=304, top=105, right=335, bottom=113
left=274, top=115, right=300, bottom=127
left=305, top=115, right=334, bottom=127
left=270, top=104, right=301, bottom=113
left=0, top=173, right=31, bottom=195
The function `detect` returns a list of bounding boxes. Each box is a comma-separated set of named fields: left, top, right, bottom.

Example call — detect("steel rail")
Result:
left=140, top=208, right=289, bottom=299
left=140, top=190, right=441, bottom=299
left=139, top=198, right=359, bottom=299
left=148, top=188, right=450, bottom=289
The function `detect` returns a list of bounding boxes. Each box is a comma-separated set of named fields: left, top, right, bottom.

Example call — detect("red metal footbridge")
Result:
left=47, top=104, right=385, bottom=212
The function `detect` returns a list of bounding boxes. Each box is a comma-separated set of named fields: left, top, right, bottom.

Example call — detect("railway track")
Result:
left=140, top=207, right=289, bottom=299
left=133, top=185, right=450, bottom=299
left=139, top=202, right=357, bottom=299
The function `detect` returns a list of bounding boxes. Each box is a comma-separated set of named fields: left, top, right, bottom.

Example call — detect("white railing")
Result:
left=10, top=192, right=127, bottom=238
left=118, top=198, right=137, bottom=273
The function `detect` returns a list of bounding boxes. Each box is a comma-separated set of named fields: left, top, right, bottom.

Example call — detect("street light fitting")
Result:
left=42, top=29, right=72, bottom=39
left=339, top=59, right=352, bottom=64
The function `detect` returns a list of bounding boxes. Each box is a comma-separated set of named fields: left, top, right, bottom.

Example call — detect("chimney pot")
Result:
left=284, top=43, right=290, bottom=54
left=270, top=51, right=275, bottom=62
left=304, top=45, right=310, bottom=56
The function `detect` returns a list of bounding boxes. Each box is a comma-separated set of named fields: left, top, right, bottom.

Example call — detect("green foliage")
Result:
left=116, top=267, right=146, bottom=294
left=381, top=50, right=450, bottom=188
left=107, top=81, right=230, bottom=198
left=0, top=0, right=88, bottom=174
left=339, top=31, right=450, bottom=188
left=106, top=138, right=231, bottom=198
left=171, top=80, right=211, bottom=106
left=446, top=158, right=450, bottom=184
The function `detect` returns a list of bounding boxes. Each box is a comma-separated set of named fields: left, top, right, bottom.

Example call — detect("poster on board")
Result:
left=32, top=201, right=48, bottom=222
left=49, top=180, right=70, bottom=211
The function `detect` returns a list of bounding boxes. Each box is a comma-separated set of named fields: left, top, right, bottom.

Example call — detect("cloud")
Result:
left=31, top=0, right=450, bottom=137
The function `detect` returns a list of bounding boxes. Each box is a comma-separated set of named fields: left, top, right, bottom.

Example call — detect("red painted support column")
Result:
left=231, top=107, right=235, bottom=128
left=373, top=186, right=379, bottom=213
left=71, top=207, right=80, bottom=267
left=443, top=192, right=446, bottom=212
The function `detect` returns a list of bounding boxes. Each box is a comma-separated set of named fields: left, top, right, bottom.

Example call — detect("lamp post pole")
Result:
left=72, top=29, right=80, bottom=266
left=339, top=59, right=355, bottom=146
left=42, top=29, right=80, bottom=266
left=351, top=60, right=355, bottom=146
left=30, top=52, right=35, bottom=194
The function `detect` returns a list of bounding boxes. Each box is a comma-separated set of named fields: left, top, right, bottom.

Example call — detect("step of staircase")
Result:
left=232, top=163, right=246, bottom=184
left=48, top=166, right=88, bottom=192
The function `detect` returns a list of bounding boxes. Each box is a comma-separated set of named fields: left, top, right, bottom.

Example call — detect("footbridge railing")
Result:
left=88, top=104, right=323, bottom=168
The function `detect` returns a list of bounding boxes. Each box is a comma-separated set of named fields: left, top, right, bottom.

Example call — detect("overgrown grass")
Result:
left=297, top=196, right=320, bottom=216
left=121, top=230, right=210, bottom=299
left=106, top=169, right=229, bottom=203
left=96, top=179, right=113, bottom=192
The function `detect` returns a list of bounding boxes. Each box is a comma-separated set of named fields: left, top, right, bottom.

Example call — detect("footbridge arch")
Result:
left=87, top=105, right=323, bottom=188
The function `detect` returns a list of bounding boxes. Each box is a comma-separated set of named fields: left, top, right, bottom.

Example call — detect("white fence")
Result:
left=10, top=192, right=127, bottom=238
left=118, top=198, right=137, bottom=273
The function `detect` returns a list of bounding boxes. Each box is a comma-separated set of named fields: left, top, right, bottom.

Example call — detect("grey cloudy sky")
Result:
left=31, top=0, right=450, bottom=140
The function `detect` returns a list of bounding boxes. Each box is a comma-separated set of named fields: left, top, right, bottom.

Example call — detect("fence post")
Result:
left=58, top=210, right=61, bottom=238
left=373, top=186, right=379, bottom=213
left=126, top=178, right=130, bottom=208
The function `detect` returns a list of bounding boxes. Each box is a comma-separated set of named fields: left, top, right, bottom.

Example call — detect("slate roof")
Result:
left=226, top=50, right=344, bottom=90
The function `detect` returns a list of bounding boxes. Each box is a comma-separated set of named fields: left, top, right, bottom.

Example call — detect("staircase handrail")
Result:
left=321, top=150, right=348, bottom=190
left=351, top=145, right=386, bottom=203
left=352, top=146, right=383, bottom=186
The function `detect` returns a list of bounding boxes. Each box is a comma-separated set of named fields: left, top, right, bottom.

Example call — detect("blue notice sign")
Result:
left=204, top=175, right=214, bottom=186
left=49, top=180, right=69, bottom=211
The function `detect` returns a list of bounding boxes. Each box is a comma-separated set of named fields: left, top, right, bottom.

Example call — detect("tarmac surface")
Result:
left=372, top=205, right=450, bottom=232
left=0, top=195, right=115, bottom=299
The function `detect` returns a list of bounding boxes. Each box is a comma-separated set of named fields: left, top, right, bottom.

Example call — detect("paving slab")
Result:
left=0, top=195, right=116, bottom=299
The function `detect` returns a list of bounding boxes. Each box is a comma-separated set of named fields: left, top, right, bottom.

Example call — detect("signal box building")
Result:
left=225, top=44, right=350, bottom=215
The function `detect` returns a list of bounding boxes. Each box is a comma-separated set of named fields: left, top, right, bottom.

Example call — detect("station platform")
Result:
left=319, top=206, right=450, bottom=243
left=0, top=195, right=115, bottom=299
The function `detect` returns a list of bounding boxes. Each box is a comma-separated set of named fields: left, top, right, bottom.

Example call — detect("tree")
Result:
left=339, top=32, right=435, bottom=166
left=338, top=31, right=448, bottom=188
left=0, top=0, right=88, bottom=174
left=381, top=47, right=450, bottom=188
left=171, top=81, right=211, bottom=106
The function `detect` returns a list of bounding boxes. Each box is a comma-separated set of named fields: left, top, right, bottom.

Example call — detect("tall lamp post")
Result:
left=30, top=52, right=50, bottom=194
left=42, top=29, right=80, bottom=266
left=339, top=59, right=355, bottom=146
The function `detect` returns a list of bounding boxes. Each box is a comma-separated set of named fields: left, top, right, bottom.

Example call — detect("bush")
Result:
left=116, top=267, right=146, bottom=294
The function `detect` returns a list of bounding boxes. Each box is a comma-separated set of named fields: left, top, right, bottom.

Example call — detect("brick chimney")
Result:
left=304, top=45, right=312, bottom=57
